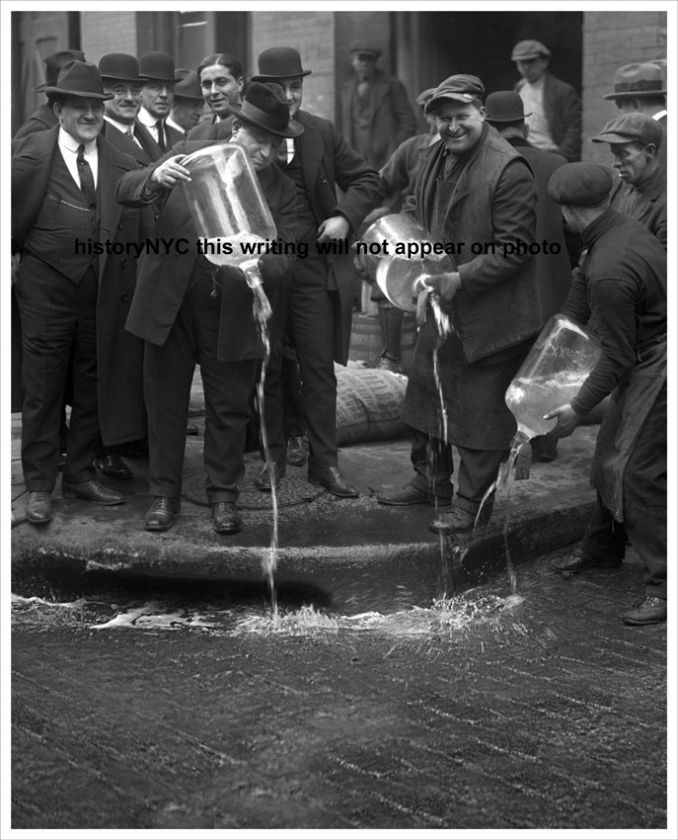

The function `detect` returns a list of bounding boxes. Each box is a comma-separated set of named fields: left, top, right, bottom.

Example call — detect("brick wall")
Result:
left=80, top=12, right=137, bottom=65
left=582, top=11, right=666, bottom=163
left=249, top=12, right=335, bottom=121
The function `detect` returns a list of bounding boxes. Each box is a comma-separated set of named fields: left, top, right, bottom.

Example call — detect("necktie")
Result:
left=156, top=120, right=166, bottom=152
left=128, top=125, right=143, bottom=149
left=77, top=144, right=96, bottom=207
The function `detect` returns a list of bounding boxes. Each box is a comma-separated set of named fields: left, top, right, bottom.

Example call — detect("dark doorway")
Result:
left=403, top=11, right=582, bottom=97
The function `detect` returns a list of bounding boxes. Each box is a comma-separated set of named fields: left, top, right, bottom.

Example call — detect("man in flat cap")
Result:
left=603, top=62, right=667, bottom=170
left=592, top=113, right=666, bottom=249
left=13, top=49, right=85, bottom=140
left=378, top=74, right=544, bottom=534
left=12, top=61, right=147, bottom=524
left=249, top=47, right=382, bottom=499
left=511, top=39, right=581, bottom=161
left=545, top=163, right=666, bottom=627
left=339, top=45, right=418, bottom=171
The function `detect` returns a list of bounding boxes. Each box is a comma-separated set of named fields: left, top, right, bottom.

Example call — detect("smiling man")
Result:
left=377, top=74, right=544, bottom=534
left=592, top=112, right=666, bottom=249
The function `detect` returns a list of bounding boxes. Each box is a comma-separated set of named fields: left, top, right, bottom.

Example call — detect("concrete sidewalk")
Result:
left=11, top=399, right=600, bottom=604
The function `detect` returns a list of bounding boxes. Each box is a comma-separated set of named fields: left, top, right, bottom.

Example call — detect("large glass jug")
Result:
left=361, top=214, right=452, bottom=310
left=180, top=142, right=276, bottom=292
left=505, top=314, right=602, bottom=445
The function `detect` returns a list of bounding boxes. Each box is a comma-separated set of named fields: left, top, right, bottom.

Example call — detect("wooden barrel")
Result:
left=348, top=312, right=417, bottom=375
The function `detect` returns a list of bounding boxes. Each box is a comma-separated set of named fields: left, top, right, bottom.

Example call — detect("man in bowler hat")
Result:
left=116, top=83, right=300, bottom=535
left=546, top=163, right=666, bottom=627
left=137, top=51, right=183, bottom=154
left=167, top=71, right=204, bottom=136
left=12, top=61, right=147, bottom=524
left=250, top=47, right=382, bottom=497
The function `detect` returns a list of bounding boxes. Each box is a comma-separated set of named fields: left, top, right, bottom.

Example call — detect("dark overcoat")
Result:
left=13, top=102, right=58, bottom=141
left=12, top=125, right=147, bottom=446
left=514, top=72, right=581, bottom=161
left=117, top=138, right=298, bottom=363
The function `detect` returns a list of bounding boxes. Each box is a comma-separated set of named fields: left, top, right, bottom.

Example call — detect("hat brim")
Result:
left=44, top=86, right=113, bottom=100
left=140, top=74, right=183, bottom=84
left=603, top=89, right=666, bottom=100
left=250, top=70, right=312, bottom=82
left=426, top=91, right=480, bottom=110
left=512, top=53, right=546, bottom=61
left=101, top=74, right=143, bottom=84
left=226, top=102, right=304, bottom=138
left=487, top=111, right=532, bottom=122
left=592, top=132, right=639, bottom=144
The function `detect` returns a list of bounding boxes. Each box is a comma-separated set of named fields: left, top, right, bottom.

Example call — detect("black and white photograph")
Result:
left=4, top=1, right=674, bottom=835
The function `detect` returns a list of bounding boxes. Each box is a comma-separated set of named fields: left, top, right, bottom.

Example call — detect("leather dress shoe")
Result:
left=377, top=484, right=451, bottom=507
left=93, top=453, right=133, bottom=480
left=622, top=596, right=667, bottom=626
left=308, top=466, right=359, bottom=498
left=62, top=479, right=124, bottom=506
left=551, top=548, right=623, bottom=575
left=25, top=491, right=53, bottom=524
left=145, top=496, right=180, bottom=532
left=429, top=502, right=491, bottom=534
left=286, top=435, right=309, bottom=467
left=212, top=501, right=242, bottom=534
left=254, top=463, right=286, bottom=492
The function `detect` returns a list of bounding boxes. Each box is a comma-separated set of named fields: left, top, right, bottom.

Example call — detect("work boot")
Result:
left=25, top=491, right=53, bottom=525
left=622, top=596, right=667, bottom=626
left=212, top=501, right=242, bottom=535
left=429, top=498, right=492, bottom=534
left=551, top=548, right=623, bottom=575
left=286, top=435, right=309, bottom=467
left=144, top=496, right=180, bottom=532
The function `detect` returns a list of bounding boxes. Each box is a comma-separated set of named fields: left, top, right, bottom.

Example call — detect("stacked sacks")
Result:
left=335, top=364, right=408, bottom=445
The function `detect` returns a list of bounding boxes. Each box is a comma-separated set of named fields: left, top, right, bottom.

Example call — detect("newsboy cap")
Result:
left=425, top=75, right=485, bottom=111
left=251, top=47, right=312, bottom=81
left=35, top=49, right=85, bottom=93
left=547, top=163, right=614, bottom=207
left=603, top=62, right=666, bottom=100
left=485, top=91, right=532, bottom=122
left=415, top=87, right=437, bottom=108
left=511, top=40, right=551, bottom=61
left=350, top=46, right=382, bottom=59
left=45, top=60, right=113, bottom=101
left=98, top=53, right=142, bottom=84
left=592, top=112, right=663, bottom=147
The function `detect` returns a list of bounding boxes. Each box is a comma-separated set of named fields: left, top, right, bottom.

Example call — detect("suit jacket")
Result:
left=292, top=109, right=382, bottom=363
left=13, top=102, right=57, bottom=141
left=515, top=72, right=581, bottom=161
left=101, top=120, right=161, bottom=166
left=339, top=69, right=418, bottom=169
left=117, top=138, right=297, bottom=362
left=12, top=125, right=147, bottom=445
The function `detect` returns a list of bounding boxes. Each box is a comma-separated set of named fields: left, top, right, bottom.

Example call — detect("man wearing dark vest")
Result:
left=13, top=49, right=85, bottom=141
left=376, top=75, right=543, bottom=533
left=12, top=61, right=147, bottom=525
left=99, top=53, right=162, bottom=165
left=250, top=47, right=382, bottom=497
left=137, top=52, right=182, bottom=157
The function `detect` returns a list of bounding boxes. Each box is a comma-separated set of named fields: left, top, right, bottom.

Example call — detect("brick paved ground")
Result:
left=11, top=547, right=667, bottom=831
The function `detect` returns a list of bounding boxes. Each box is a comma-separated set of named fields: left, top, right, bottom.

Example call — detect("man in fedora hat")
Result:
left=137, top=51, right=182, bottom=155
left=511, top=39, right=581, bottom=161
left=116, top=82, right=300, bottom=535
left=603, top=62, right=667, bottom=170
left=249, top=46, right=382, bottom=498
left=99, top=53, right=162, bottom=165
left=13, top=49, right=85, bottom=141
left=339, top=45, right=417, bottom=171
left=12, top=61, right=148, bottom=524
left=545, top=163, right=666, bottom=627
left=592, top=112, right=666, bottom=249
left=167, top=70, right=204, bottom=136
left=377, top=75, right=543, bottom=533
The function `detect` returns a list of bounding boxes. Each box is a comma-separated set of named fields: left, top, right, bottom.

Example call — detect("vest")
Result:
left=24, top=149, right=99, bottom=283
left=283, top=151, right=317, bottom=244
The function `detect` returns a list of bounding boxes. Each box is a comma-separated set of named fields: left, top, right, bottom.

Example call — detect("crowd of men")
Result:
left=11, top=38, right=667, bottom=626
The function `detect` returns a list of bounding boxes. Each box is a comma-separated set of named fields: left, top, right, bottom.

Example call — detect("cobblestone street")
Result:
left=12, top=547, right=666, bottom=830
